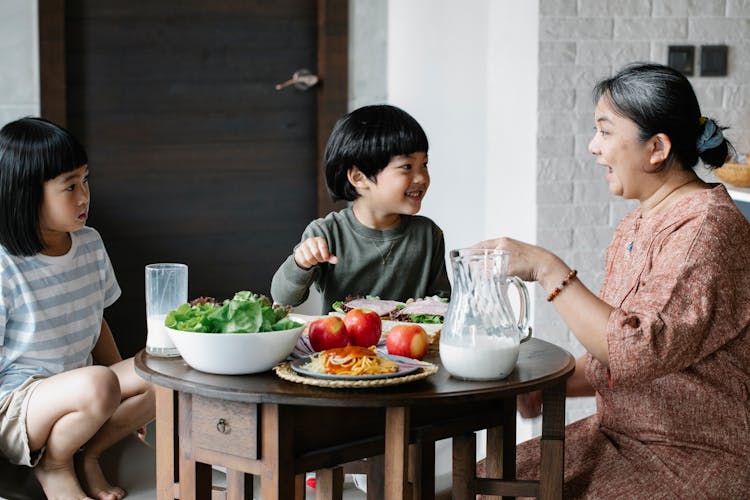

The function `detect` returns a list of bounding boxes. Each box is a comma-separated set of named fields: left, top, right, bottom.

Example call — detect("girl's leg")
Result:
left=77, top=358, right=155, bottom=500
left=25, top=365, right=121, bottom=500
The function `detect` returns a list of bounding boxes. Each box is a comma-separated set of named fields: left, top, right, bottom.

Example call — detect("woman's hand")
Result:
left=294, top=236, right=338, bottom=269
left=517, top=390, right=543, bottom=418
left=472, top=237, right=563, bottom=285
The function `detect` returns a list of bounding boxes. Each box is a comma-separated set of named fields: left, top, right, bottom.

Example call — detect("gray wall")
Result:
left=536, top=0, right=750, bottom=421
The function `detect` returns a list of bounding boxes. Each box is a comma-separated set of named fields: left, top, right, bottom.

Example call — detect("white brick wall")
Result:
left=0, top=1, right=39, bottom=126
left=537, top=0, right=750, bottom=425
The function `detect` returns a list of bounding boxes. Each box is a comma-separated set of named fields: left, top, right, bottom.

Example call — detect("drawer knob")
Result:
left=216, top=418, right=230, bottom=434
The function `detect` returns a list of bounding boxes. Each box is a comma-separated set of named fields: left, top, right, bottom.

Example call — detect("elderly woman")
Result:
left=477, top=63, right=750, bottom=498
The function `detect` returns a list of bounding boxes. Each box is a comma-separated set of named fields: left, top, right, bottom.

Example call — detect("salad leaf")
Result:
left=405, top=313, right=443, bottom=324
left=165, top=291, right=298, bottom=333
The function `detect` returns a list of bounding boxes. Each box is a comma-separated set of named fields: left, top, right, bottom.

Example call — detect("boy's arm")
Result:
left=92, top=318, right=123, bottom=366
left=270, top=254, right=318, bottom=307
left=426, top=227, right=452, bottom=299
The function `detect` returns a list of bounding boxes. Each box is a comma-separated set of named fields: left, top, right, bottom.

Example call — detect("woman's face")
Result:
left=588, top=98, right=654, bottom=200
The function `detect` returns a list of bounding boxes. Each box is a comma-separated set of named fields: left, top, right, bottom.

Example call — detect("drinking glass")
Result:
left=145, top=263, right=188, bottom=357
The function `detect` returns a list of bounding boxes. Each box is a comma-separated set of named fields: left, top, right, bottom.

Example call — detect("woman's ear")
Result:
left=347, top=166, right=369, bottom=190
left=649, top=133, right=672, bottom=166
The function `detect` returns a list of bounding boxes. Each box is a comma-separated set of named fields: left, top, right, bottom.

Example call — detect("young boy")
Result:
left=271, top=104, right=451, bottom=313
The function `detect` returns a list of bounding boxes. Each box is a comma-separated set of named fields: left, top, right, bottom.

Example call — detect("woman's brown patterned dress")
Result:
left=484, top=184, right=750, bottom=498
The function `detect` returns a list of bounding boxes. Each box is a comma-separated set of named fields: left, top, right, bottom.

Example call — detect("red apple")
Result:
left=308, top=316, right=349, bottom=352
left=385, top=324, right=429, bottom=360
left=343, top=308, right=382, bottom=347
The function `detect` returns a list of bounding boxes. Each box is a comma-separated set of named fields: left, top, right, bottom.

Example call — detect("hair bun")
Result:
left=696, top=117, right=724, bottom=153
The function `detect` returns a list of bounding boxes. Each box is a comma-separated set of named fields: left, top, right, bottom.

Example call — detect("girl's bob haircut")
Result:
left=324, top=104, right=429, bottom=201
left=0, top=117, right=88, bottom=256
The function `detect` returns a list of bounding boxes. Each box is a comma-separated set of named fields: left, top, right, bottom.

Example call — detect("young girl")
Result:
left=0, top=118, right=155, bottom=500
left=271, top=104, right=451, bottom=313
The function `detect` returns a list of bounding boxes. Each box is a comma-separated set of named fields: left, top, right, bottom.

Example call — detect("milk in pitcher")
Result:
left=440, top=335, right=520, bottom=380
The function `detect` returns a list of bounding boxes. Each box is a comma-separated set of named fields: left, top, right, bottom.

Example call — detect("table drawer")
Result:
left=191, top=395, right=258, bottom=460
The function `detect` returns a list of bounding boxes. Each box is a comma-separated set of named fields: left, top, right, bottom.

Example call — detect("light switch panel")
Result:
left=700, top=45, right=728, bottom=77
left=667, top=45, right=695, bottom=76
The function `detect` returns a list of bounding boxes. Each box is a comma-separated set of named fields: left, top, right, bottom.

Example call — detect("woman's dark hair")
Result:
left=324, top=104, right=429, bottom=201
left=593, top=63, right=732, bottom=170
left=0, top=117, right=88, bottom=256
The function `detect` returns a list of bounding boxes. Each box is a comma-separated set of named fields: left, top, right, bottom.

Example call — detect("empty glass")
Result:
left=145, top=263, right=188, bottom=357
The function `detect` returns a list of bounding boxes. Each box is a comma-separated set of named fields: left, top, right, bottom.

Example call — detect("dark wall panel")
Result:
left=64, top=0, right=320, bottom=356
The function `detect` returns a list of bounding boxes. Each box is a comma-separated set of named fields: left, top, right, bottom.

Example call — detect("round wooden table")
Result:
left=135, top=337, right=574, bottom=499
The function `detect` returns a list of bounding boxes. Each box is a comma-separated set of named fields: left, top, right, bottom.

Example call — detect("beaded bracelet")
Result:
left=547, top=269, right=578, bottom=302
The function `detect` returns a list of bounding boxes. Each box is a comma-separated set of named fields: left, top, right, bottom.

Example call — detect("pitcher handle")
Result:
left=506, top=276, right=532, bottom=343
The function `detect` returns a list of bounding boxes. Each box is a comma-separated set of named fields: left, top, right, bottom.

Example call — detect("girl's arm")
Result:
left=92, top=319, right=123, bottom=367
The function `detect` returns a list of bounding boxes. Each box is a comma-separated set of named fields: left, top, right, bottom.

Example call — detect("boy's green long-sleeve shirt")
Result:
left=271, top=208, right=451, bottom=314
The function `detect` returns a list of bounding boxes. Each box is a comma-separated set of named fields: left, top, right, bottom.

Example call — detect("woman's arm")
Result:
left=566, top=356, right=595, bottom=396
left=474, top=237, right=613, bottom=366
left=91, top=318, right=123, bottom=367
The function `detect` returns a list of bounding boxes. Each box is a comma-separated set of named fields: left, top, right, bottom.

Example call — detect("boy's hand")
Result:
left=294, top=236, right=338, bottom=269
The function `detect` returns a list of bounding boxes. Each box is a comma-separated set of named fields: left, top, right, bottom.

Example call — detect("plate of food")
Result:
left=330, top=295, right=448, bottom=347
left=290, top=345, right=421, bottom=380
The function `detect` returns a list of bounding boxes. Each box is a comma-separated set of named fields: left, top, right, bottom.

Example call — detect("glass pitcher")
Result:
left=440, top=248, right=531, bottom=380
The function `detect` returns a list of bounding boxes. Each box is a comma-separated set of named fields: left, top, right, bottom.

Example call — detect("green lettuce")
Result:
left=165, top=291, right=298, bottom=333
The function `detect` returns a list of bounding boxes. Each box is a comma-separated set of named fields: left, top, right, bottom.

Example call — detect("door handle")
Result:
left=275, top=69, right=319, bottom=91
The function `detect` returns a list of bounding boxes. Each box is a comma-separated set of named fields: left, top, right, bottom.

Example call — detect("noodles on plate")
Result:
left=304, top=345, right=398, bottom=376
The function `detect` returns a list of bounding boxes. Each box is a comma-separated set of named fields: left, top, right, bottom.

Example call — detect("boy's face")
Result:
left=355, top=152, right=430, bottom=216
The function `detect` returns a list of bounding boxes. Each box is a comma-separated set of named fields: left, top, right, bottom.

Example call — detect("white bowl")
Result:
left=166, top=321, right=305, bottom=375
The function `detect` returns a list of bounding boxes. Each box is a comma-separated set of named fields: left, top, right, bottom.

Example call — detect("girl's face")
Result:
left=359, top=152, right=430, bottom=217
left=588, top=98, right=654, bottom=200
left=39, top=164, right=90, bottom=240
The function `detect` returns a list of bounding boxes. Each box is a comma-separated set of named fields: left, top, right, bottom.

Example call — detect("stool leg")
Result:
left=366, top=455, right=385, bottom=500
left=315, top=467, right=344, bottom=500
left=293, top=473, right=306, bottom=500
left=225, top=470, right=252, bottom=500
left=409, top=440, right=435, bottom=499
left=452, top=432, right=476, bottom=500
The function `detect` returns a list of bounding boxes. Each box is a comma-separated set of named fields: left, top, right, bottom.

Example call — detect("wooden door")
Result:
left=39, top=0, right=347, bottom=356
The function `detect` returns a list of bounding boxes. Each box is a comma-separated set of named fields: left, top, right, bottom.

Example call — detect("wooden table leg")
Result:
left=260, top=404, right=295, bottom=499
left=539, top=381, right=566, bottom=500
left=154, top=385, right=177, bottom=500
left=384, top=406, right=410, bottom=500
left=452, top=432, right=476, bottom=500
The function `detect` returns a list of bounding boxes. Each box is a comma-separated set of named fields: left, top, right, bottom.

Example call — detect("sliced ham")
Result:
left=394, top=299, right=449, bottom=318
left=344, top=298, right=406, bottom=317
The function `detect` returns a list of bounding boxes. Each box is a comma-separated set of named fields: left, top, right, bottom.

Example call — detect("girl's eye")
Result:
left=65, top=184, right=76, bottom=192
left=400, top=164, right=412, bottom=170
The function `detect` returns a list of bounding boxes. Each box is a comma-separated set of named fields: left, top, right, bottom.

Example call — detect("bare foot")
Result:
left=34, top=457, right=94, bottom=500
left=76, top=454, right=126, bottom=500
